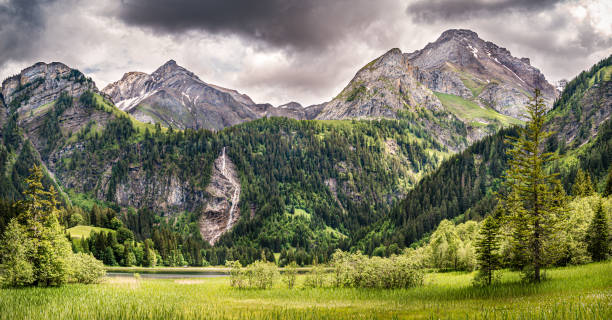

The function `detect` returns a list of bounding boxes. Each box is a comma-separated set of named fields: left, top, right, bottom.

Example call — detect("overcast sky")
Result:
left=0, top=0, right=610, bottom=106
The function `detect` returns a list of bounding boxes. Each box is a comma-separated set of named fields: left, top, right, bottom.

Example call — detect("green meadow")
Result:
left=1, top=261, right=610, bottom=320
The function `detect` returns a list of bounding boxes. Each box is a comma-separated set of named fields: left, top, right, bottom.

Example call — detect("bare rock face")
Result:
left=317, top=48, right=444, bottom=120
left=550, top=80, right=612, bottom=146
left=315, top=48, right=468, bottom=150
left=2, top=62, right=97, bottom=113
left=199, top=147, right=241, bottom=245
left=103, top=60, right=318, bottom=130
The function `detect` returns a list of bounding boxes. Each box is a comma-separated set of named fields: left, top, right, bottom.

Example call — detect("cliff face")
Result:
left=548, top=74, right=612, bottom=147
left=316, top=48, right=444, bottom=120
left=2, top=62, right=97, bottom=113
left=199, top=147, right=241, bottom=245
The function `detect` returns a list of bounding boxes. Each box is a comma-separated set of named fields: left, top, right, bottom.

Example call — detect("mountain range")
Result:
left=1, top=29, right=610, bottom=263
left=103, top=29, right=557, bottom=149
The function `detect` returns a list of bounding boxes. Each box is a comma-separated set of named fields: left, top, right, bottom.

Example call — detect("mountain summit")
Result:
left=103, top=60, right=318, bottom=130
left=406, top=29, right=557, bottom=118
left=315, top=29, right=558, bottom=148
left=102, top=60, right=261, bottom=130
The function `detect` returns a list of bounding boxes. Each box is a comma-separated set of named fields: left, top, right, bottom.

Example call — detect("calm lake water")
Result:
left=106, top=272, right=228, bottom=279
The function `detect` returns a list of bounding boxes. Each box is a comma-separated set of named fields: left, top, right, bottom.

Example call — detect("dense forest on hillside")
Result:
left=375, top=56, right=612, bottom=253
left=1, top=88, right=451, bottom=265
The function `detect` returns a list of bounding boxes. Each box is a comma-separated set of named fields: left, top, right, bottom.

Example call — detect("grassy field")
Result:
left=66, top=225, right=115, bottom=239
left=434, top=92, right=523, bottom=127
left=1, top=261, right=610, bottom=319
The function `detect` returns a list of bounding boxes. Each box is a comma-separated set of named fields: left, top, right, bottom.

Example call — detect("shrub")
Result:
left=282, top=262, right=298, bottom=289
left=68, top=253, right=106, bottom=284
left=331, top=250, right=423, bottom=289
left=226, top=260, right=246, bottom=288
left=0, top=219, right=35, bottom=287
left=304, top=264, right=327, bottom=288
left=227, top=260, right=279, bottom=289
left=245, top=260, right=279, bottom=289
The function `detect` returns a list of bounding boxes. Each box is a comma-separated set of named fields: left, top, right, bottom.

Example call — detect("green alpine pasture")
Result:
left=66, top=225, right=115, bottom=239
left=433, top=92, right=523, bottom=128
left=1, top=261, right=610, bottom=320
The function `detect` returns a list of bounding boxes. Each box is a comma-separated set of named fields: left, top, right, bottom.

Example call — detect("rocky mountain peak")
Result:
left=437, top=29, right=480, bottom=42
left=151, top=59, right=196, bottom=82
left=1, top=62, right=97, bottom=113
left=404, top=29, right=557, bottom=119
left=278, top=102, right=303, bottom=109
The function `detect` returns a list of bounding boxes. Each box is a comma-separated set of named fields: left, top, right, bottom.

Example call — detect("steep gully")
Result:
left=198, top=147, right=241, bottom=245
left=221, top=147, right=240, bottom=234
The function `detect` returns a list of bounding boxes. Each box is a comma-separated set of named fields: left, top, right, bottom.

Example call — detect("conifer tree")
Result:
left=474, top=214, right=501, bottom=286
left=501, top=90, right=565, bottom=282
left=571, top=169, right=594, bottom=197
left=586, top=202, right=609, bottom=261
left=603, top=165, right=612, bottom=198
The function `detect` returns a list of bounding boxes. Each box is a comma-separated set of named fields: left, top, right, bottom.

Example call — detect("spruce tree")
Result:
left=603, top=165, right=612, bottom=198
left=501, top=90, right=565, bottom=282
left=586, top=202, right=609, bottom=261
left=571, top=169, right=594, bottom=197
left=474, top=215, right=501, bottom=286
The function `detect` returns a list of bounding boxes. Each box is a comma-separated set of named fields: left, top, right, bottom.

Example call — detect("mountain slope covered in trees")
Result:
left=1, top=61, right=453, bottom=265
left=377, top=55, right=612, bottom=253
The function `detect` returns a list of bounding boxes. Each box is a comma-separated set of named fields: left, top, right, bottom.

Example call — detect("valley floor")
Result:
left=1, top=261, right=610, bottom=320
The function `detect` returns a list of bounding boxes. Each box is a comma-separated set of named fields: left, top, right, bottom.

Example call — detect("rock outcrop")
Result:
left=2, top=62, right=97, bottom=113
left=549, top=80, right=612, bottom=146
left=199, top=147, right=241, bottom=245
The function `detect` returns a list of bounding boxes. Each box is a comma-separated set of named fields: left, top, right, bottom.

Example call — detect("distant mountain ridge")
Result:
left=102, top=60, right=316, bottom=130
left=101, top=29, right=557, bottom=145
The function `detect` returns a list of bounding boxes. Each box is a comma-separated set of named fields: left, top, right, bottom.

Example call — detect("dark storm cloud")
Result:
left=406, top=0, right=564, bottom=23
left=0, top=0, right=58, bottom=68
left=116, top=0, right=389, bottom=50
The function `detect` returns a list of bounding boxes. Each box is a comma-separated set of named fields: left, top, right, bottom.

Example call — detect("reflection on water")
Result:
left=106, top=272, right=228, bottom=279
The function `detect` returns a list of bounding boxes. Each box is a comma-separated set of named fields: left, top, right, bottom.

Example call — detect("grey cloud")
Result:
left=406, top=0, right=563, bottom=23
left=116, top=0, right=391, bottom=50
left=0, top=0, right=58, bottom=70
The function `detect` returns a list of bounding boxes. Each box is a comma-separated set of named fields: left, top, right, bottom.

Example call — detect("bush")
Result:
left=246, top=260, right=279, bottom=289
left=68, top=253, right=106, bottom=284
left=282, top=262, right=298, bottom=289
left=69, top=213, right=84, bottom=227
left=0, top=220, right=35, bottom=287
left=227, top=260, right=279, bottom=289
left=304, top=264, right=327, bottom=288
left=226, top=260, right=247, bottom=288
left=331, top=250, right=424, bottom=289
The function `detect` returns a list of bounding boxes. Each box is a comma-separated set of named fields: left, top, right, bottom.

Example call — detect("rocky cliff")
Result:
left=199, top=147, right=241, bottom=245
left=2, top=62, right=97, bottom=113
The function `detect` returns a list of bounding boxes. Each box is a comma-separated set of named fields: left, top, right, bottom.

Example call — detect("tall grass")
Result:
left=1, top=261, right=610, bottom=319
